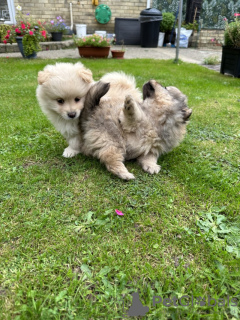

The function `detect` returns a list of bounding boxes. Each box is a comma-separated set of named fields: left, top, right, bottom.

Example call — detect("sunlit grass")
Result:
left=0, top=57, right=239, bottom=319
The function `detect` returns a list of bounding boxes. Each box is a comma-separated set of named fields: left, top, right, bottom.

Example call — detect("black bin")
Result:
left=140, top=8, right=162, bottom=48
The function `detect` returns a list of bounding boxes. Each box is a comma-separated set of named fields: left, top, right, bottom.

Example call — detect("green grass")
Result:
left=0, top=57, right=240, bottom=320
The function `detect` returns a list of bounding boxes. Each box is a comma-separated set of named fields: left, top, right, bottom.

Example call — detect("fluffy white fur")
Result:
left=36, top=62, right=94, bottom=157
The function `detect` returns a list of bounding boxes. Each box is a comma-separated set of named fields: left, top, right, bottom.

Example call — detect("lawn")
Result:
left=0, top=57, right=239, bottom=320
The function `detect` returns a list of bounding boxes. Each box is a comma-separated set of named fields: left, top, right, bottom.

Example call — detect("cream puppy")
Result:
left=36, top=62, right=94, bottom=157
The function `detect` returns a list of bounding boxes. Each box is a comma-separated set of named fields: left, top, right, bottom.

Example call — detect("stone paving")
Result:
left=0, top=44, right=222, bottom=72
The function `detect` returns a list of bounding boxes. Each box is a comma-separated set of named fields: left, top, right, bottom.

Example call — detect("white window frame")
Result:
left=4, top=0, right=16, bottom=25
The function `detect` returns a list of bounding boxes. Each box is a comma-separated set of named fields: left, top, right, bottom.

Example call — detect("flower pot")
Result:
left=163, top=30, right=176, bottom=46
left=111, top=50, right=125, bottom=59
left=16, top=36, right=37, bottom=59
left=220, top=46, right=240, bottom=78
left=51, top=32, right=63, bottom=41
left=158, top=32, right=165, bottom=47
left=78, top=46, right=110, bottom=58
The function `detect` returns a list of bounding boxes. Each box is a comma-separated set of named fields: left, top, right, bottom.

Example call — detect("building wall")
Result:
left=189, top=29, right=224, bottom=48
left=14, top=0, right=148, bottom=34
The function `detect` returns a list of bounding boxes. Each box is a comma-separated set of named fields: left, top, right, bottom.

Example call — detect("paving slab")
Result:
left=0, top=45, right=222, bottom=71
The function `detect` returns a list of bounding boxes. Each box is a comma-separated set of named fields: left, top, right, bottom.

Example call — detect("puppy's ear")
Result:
left=182, top=108, right=192, bottom=121
left=143, top=81, right=155, bottom=100
left=78, top=67, right=93, bottom=83
left=37, top=71, right=51, bottom=85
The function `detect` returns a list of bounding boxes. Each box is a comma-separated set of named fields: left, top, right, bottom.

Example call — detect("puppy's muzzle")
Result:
left=67, top=112, right=77, bottom=119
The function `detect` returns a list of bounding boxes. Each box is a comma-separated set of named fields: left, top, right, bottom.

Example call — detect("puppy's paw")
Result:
left=124, top=95, right=135, bottom=115
left=142, top=163, right=161, bottom=174
left=63, top=147, right=80, bottom=158
left=120, top=172, right=135, bottom=180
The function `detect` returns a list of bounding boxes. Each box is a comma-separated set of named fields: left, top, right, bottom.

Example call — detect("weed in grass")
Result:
left=203, top=55, right=220, bottom=65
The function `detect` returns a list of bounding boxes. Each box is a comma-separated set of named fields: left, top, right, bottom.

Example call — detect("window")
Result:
left=0, top=0, right=16, bottom=25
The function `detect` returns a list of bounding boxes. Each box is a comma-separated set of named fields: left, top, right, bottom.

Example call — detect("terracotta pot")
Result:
left=78, top=46, right=110, bottom=58
left=111, top=50, right=125, bottom=59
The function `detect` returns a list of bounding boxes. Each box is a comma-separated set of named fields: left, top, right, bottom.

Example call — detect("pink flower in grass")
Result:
left=92, top=39, right=95, bottom=42
left=115, top=209, right=124, bottom=216
left=234, top=13, right=240, bottom=17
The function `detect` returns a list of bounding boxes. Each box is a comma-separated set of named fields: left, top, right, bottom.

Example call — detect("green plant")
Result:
left=224, top=13, right=240, bottom=48
left=196, top=207, right=240, bottom=257
left=160, top=12, right=175, bottom=33
left=47, top=16, right=67, bottom=34
left=0, top=24, right=10, bottom=43
left=22, top=32, right=42, bottom=56
left=73, top=33, right=110, bottom=47
left=3, top=5, right=46, bottom=56
left=111, top=37, right=125, bottom=52
left=181, top=21, right=198, bottom=31
left=203, top=55, right=220, bottom=65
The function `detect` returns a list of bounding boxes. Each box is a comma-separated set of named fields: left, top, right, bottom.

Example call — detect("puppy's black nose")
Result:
left=68, top=112, right=76, bottom=119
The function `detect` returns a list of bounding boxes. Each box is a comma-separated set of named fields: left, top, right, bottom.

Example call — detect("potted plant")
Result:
left=111, top=37, right=125, bottom=59
left=73, top=34, right=110, bottom=58
left=221, top=13, right=240, bottom=77
left=47, top=16, right=67, bottom=41
left=3, top=5, right=47, bottom=58
left=160, top=12, right=175, bottom=45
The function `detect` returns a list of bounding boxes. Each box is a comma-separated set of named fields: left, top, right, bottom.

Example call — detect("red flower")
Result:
left=21, top=23, right=26, bottom=29
left=5, top=34, right=9, bottom=39
left=3, top=40, right=7, bottom=44
left=15, top=28, right=21, bottom=33
left=41, top=30, right=46, bottom=38
left=29, top=31, right=34, bottom=35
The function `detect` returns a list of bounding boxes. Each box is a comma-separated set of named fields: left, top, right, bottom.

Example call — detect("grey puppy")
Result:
left=79, top=72, right=192, bottom=180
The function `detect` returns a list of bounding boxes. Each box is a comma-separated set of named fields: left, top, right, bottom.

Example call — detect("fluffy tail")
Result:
left=85, top=81, right=110, bottom=111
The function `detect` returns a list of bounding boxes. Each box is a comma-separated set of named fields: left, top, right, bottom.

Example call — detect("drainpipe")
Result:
left=70, top=2, right=73, bottom=31
left=147, top=0, right=151, bottom=8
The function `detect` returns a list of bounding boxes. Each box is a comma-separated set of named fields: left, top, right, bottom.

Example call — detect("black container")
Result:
left=140, top=8, right=162, bottom=48
left=114, top=18, right=141, bottom=45
left=220, top=46, right=240, bottom=78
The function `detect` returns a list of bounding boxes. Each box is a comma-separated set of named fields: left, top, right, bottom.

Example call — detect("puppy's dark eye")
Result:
left=57, top=98, right=64, bottom=105
left=75, top=97, right=80, bottom=102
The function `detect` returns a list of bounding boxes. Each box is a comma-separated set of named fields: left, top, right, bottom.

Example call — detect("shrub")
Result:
left=160, top=12, right=175, bottom=33
left=224, top=13, right=240, bottom=48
